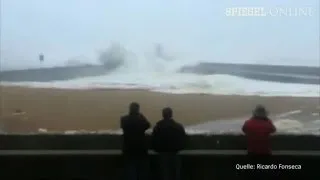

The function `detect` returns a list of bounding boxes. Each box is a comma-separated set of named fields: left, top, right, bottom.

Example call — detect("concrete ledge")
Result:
left=1, top=150, right=320, bottom=156
left=1, top=134, right=320, bottom=150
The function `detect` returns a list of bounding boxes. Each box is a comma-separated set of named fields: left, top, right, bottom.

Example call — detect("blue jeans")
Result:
left=124, top=156, right=149, bottom=180
left=159, top=153, right=181, bottom=180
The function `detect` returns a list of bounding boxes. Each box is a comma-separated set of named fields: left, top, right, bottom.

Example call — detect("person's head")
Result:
left=162, top=107, right=173, bottom=119
left=129, top=102, right=140, bottom=115
left=252, top=105, right=269, bottom=120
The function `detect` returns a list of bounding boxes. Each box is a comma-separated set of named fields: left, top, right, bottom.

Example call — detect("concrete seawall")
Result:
left=180, top=62, right=320, bottom=85
left=181, top=62, right=320, bottom=76
left=1, top=134, right=320, bottom=150
left=0, top=65, right=108, bottom=82
left=1, top=134, right=319, bottom=179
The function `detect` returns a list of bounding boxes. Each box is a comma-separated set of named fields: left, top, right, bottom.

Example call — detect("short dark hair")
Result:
left=129, top=102, right=140, bottom=115
left=162, top=107, right=173, bottom=119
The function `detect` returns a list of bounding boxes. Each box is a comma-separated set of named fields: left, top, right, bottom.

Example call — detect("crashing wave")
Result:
left=98, top=43, right=127, bottom=71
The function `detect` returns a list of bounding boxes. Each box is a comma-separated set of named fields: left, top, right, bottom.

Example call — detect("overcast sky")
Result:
left=1, top=0, right=319, bottom=70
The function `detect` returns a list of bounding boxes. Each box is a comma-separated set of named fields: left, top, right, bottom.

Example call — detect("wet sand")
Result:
left=0, top=86, right=319, bottom=133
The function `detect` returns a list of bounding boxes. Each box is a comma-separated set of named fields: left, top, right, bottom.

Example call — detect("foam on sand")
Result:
left=29, top=118, right=320, bottom=135
left=274, top=119, right=304, bottom=132
left=186, top=109, right=320, bottom=135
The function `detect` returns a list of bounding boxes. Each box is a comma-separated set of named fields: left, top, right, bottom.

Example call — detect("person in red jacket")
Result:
left=242, top=105, right=276, bottom=155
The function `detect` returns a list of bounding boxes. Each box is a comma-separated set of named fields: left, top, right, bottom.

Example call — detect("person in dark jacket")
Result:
left=242, top=105, right=276, bottom=155
left=121, top=102, right=151, bottom=180
left=152, top=107, right=188, bottom=180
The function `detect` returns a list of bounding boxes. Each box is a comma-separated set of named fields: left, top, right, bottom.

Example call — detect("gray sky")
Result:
left=1, top=0, right=319, bottom=70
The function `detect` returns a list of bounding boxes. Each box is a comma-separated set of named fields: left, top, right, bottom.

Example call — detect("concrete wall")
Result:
left=1, top=134, right=319, bottom=179
left=1, top=134, right=320, bottom=150
left=1, top=153, right=318, bottom=179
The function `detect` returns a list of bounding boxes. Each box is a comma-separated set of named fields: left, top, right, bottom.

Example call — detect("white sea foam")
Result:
left=186, top=111, right=320, bottom=135
left=276, top=110, right=302, bottom=118
left=2, top=73, right=319, bottom=97
left=274, top=119, right=304, bottom=132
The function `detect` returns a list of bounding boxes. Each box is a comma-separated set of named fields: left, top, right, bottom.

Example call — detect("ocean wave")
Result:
left=2, top=72, right=319, bottom=97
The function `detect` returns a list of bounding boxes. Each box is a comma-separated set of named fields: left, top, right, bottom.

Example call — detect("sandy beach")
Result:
left=0, top=86, right=319, bottom=133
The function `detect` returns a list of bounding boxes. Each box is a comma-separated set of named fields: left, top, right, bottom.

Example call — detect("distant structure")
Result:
left=155, top=43, right=164, bottom=59
left=154, top=43, right=172, bottom=61
left=39, top=53, right=44, bottom=63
